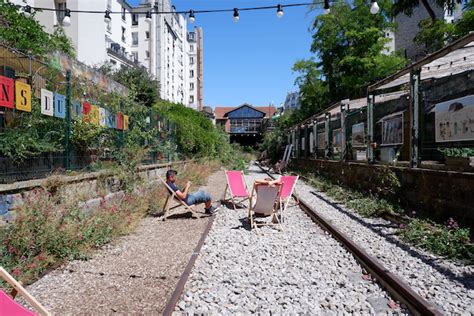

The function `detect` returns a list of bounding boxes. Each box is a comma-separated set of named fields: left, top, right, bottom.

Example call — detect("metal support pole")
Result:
left=341, top=104, right=347, bottom=161
left=410, top=68, right=421, bottom=168
left=313, top=120, right=318, bottom=159
left=304, top=126, right=309, bottom=158
left=65, top=70, right=72, bottom=171
left=291, top=129, right=296, bottom=158
left=367, top=94, right=374, bottom=163
left=325, top=113, right=331, bottom=159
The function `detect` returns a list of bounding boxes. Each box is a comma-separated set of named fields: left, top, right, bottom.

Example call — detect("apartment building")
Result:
left=11, top=0, right=137, bottom=69
left=283, top=92, right=301, bottom=111
left=11, top=0, right=203, bottom=108
left=187, top=27, right=203, bottom=111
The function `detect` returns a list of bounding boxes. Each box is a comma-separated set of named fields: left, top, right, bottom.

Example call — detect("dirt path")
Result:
left=25, top=169, right=227, bottom=315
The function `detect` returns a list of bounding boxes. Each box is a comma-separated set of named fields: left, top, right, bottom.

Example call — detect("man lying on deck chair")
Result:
left=166, top=169, right=220, bottom=215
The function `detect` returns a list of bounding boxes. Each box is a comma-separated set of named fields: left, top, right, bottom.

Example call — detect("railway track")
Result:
left=256, top=163, right=442, bottom=316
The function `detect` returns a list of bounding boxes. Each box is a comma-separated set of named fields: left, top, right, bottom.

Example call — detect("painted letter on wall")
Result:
left=0, top=75, right=14, bottom=109
left=54, top=93, right=66, bottom=119
left=41, top=89, right=54, bottom=116
left=99, top=107, right=106, bottom=127
left=15, top=81, right=31, bottom=112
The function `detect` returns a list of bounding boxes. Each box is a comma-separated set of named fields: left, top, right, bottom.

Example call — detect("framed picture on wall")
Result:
left=381, top=113, right=404, bottom=146
left=317, top=133, right=325, bottom=150
left=435, top=95, right=474, bottom=142
left=332, top=129, right=342, bottom=152
left=351, top=122, right=365, bottom=147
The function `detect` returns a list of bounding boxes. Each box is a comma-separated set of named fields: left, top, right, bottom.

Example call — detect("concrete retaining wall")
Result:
left=292, top=158, right=474, bottom=228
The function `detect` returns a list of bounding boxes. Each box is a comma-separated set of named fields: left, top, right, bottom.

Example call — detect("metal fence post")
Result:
left=325, top=112, right=331, bottom=159
left=410, top=68, right=421, bottom=168
left=367, top=94, right=374, bottom=163
left=340, top=103, right=347, bottom=161
left=313, top=120, right=317, bottom=159
left=65, top=70, right=72, bottom=171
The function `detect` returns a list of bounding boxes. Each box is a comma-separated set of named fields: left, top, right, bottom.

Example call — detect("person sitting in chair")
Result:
left=166, top=169, right=219, bottom=214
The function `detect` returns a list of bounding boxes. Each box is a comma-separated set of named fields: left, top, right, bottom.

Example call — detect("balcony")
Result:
left=106, top=42, right=137, bottom=67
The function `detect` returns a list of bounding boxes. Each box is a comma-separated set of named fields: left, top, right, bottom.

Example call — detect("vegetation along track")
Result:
left=256, top=163, right=442, bottom=316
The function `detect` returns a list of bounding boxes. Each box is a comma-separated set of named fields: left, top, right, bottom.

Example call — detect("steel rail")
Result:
left=256, top=163, right=442, bottom=316
left=162, top=215, right=215, bottom=316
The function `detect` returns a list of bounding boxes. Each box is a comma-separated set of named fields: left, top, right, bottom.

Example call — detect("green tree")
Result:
left=310, top=0, right=406, bottom=100
left=112, top=66, right=160, bottom=107
left=392, top=0, right=462, bottom=23
left=0, top=0, right=74, bottom=56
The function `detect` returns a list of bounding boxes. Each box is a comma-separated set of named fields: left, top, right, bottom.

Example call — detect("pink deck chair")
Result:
left=224, top=170, right=250, bottom=209
left=0, top=267, right=50, bottom=316
left=278, top=175, right=299, bottom=223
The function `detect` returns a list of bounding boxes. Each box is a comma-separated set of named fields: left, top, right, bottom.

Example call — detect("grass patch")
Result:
left=298, top=170, right=473, bottom=264
left=0, top=160, right=217, bottom=286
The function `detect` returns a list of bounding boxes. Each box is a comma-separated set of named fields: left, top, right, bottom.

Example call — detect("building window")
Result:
left=121, top=27, right=126, bottom=42
left=145, top=31, right=150, bottom=40
left=132, top=32, right=138, bottom=46
left=131, top=51, right=138, bottom=62
left=132, top=14, right=138, bottom=26
left=110, top=59, right=117, bottom=65
left=190, top=83, right=194, bottom=90
left=190, top=70, right=194, bottom=78
left=55, top=1, right=67, bottom=25
left=122, top=7, right=126, bottom=21
left=189, top=44, right=194, bottom=52
left=146, top=50, right=150, bottom=59
left=190, top=56, right=194, bottom=64
left=190, top=95, right=195, bottom=103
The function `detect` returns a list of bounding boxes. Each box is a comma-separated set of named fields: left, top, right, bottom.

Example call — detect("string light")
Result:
left=370, top=0, right=380, bottom=14
left=104, top=10, right=111, bottom=23
left=323, top=0, right=330, bottom=14
left=189, top=10, right=195, bottom=23
left=145, top=10, right=152, bottom=23
left=277, top=4, right=284, bottom=18
left=23, top=5, right=32, bottom=17
left=62, top=9, right=71, bottom=27
left=233, top=8, right=239, bottom=23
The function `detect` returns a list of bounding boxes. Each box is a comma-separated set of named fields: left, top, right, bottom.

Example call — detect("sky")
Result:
left=129, top=0, right=320, bottom=108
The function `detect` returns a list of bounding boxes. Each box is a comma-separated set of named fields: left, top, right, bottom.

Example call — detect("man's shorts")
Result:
left=186, top=190, right=211, bottom=205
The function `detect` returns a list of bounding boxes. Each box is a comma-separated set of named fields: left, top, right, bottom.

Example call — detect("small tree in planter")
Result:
left=438, top=147, right=474, bottom=167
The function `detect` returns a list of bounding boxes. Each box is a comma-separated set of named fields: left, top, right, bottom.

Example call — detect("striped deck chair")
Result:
left=0, top=267, right=50, bottom=316
left=224, top=170, right=250, bottom=210
left=278, top=175, right=299, bottom=223
left=248, top=181, right=283, bottom=231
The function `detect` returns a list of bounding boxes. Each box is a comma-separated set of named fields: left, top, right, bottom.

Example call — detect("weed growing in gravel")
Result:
left=400, top=219, right=473, bottom=263
left=299, top=171, right=473, bottom=263
left=0, top=161, right=217, bottom=286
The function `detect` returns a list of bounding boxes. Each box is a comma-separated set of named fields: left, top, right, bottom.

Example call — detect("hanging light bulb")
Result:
left=23, top=5, right=32, bottom=17
left=104, top=10, right=111, bottom=23
left=62, top=9, right=71, bottom=27
left=233, top=8, right=239, bottom=22
left=370, top=0, right=380, bottom=14
left=145, top=10, right=152, bottom=23
left=323, top=0, right=330, bottom=14
left=189, top=10, right=195, bottom=24
left=277, top=4, right=284, bottom=18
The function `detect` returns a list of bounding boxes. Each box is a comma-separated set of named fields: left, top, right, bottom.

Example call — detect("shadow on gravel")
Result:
left=233, top=217, right=251, bottom=231
left=310, top=190, right=474, bottom=291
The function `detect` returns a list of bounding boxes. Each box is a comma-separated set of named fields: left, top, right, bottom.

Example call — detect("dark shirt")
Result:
left=166, top=181, right=188, bottom=204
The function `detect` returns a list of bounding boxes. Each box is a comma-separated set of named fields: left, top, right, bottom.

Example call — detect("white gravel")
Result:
left=291, top=169, right=474, bottom=314
left=175, top=165, right=407, bottom=315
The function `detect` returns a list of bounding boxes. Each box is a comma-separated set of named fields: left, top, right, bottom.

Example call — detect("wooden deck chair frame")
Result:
left=248, top=182, right=283, bottom=232
left=159, top=176, right=200, bottom=219
left=278, top=175, right=300, bottom=223
left=0, top=267, right=50, bottom=316
left=224, top=170, right=250, bottom=210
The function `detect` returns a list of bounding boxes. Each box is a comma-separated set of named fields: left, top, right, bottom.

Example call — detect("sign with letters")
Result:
left=106, top=110, right=116, bottom=128
left=435, top=95, right=474, bottom=142
left=71, top=100, right=82, bottom=120
left=54, top=93, right=66, bottom=118
left=99, top=107, right=107, bottom=127
left=89, top=105, right=99, bottom=126
left=40, top=89, right=54, bottom=116
left=116, top=112, right=124, bottom=130
left=15, top=81, right=31, bottom=112
left=82, top=102, right=91, bottom=122
left=0, top=75, right=14, bottom=109
left=123, top=115, right=129, bottom=130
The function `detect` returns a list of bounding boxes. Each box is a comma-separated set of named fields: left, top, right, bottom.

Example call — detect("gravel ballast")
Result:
left=24, top=169, right=226, bottom=315
left=175, top=166, right=406, bottom=314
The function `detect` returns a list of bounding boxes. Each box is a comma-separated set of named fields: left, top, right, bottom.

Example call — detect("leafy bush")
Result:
left=400, top=219, right=473, bottom=263
left=438, top=147, right=474, bottom=158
